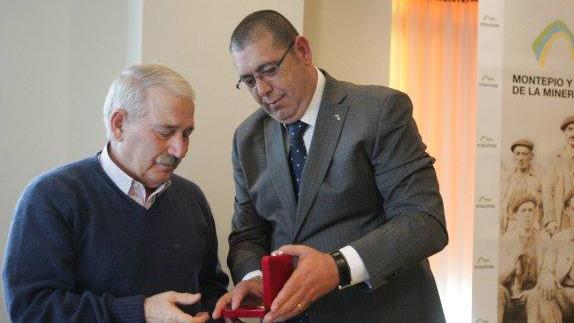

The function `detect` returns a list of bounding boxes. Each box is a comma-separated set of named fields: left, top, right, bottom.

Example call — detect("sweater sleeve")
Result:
left=194, top=186, right=229, bottom=317
left=2, top=176, right=145, bottom=323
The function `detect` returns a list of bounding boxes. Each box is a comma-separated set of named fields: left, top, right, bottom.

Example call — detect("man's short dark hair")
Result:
left=230, top=10, right=299, bottom=52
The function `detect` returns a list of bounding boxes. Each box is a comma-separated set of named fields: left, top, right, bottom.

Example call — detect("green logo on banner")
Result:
left=532, top=20, right=574, bottom=67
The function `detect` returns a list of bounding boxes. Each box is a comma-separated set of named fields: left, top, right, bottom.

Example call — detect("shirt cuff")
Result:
left=339, top=246, right=371, bottom=286
left=242, top=270, right=263, bottom=281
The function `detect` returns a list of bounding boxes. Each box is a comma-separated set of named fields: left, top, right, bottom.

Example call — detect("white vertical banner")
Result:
left=473, top=0, right=504, bottom=322
left=474, top=1, right=574, bottom=322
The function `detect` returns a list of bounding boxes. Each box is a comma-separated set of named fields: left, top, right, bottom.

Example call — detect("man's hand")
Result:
left=144, top=291, right=209, bottom=323
left=538, top=273, right=558, bottom=300
left=212, top=277, right=263, bottom=322
left=545, top=221, right=559, bottom=236
left=263, top=245, right=339, bottom=323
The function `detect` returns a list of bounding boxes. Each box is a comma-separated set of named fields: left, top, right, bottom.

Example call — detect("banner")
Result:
left=473, top=1, right=574, bottom=322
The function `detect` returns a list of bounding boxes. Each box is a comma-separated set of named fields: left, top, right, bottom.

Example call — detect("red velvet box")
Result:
left=222, top=254, right=294, bottom=318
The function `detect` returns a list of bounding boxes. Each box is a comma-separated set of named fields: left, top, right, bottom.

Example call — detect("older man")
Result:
left=543, top=116, right=574, bottom=236
left=213, top=10, right=447, bottom=323
left=3, top=64, right=228, bottom=323
left=500, top=139, right=542, bottom=233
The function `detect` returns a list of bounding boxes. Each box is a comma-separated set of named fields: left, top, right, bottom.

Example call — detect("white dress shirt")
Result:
left=99, top=144, right=170, bottom=209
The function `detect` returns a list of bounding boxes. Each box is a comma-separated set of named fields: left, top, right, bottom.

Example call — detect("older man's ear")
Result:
left=110, top=109, right=127, bottom=142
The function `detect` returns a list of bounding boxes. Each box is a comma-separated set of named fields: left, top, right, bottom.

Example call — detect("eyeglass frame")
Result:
left=235, top=39, right=296, bottom=90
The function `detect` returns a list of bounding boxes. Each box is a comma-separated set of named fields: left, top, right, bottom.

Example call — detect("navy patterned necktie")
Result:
left=287, top=121, right=308, bottom=199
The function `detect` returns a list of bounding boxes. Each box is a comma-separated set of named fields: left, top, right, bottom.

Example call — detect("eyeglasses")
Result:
left=235, top=40, right=295, bottom=90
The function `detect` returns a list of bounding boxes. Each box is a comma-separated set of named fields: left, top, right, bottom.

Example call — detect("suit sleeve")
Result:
left=227, top=132, right=272, bottom=283
left=349, top=92, right=448, bottom=289
left=2, top=180, right=144, bottom=323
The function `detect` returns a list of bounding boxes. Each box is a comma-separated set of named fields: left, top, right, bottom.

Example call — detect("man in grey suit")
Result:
left=213, top=10, right=448, bottom=323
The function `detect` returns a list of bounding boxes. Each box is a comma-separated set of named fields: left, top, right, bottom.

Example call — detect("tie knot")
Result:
left=287, top=121, right=308, bottom=140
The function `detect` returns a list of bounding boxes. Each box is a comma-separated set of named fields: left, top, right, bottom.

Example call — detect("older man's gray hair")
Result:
left=102, top=64, right=196, bottom=140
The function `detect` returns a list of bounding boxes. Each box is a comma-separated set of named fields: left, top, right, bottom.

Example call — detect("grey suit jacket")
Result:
left=228, top=71, right=448, bottom=322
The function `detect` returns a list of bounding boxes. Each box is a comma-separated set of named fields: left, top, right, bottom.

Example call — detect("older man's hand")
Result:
left=263, top=245, right=340, bottom=323
left=212, top=277, right=263, bottom=323
left=144, top=291, right=209, bottom=323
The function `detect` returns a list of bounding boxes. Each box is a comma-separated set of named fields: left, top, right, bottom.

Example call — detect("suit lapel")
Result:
left=293, top=74, right=348, bottom=239
left=264, top=118, right=298, bottom=216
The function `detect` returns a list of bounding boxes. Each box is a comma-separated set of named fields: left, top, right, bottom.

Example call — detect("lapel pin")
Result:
left=334, top=114, right=341, bottom=121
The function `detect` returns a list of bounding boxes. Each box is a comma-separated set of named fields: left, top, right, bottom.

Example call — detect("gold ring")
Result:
left=297, top=303, right=303, bottom=310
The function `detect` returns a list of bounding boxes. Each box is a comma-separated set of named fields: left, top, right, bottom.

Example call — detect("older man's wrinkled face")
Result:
left=513, top=146, right=533, bottom=172
left=118, top=87, right=195, bottom=189
left=564, top=124, right=574, bottom=148
left=515, top=201, right=536, bottom=230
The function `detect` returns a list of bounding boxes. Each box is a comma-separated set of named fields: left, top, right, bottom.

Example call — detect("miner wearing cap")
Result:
left=542, top=116, right=574, bottom=236
left=500, top=139, right=542, bottom=233
left=498, top=195, right=550, bottom=323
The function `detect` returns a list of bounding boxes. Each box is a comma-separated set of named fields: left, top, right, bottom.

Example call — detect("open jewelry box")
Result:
left=222, top=254, right=294, bottom=318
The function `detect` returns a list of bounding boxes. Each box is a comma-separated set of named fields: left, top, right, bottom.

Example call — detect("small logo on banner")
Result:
left=480, top=14, right=500, bottom=28
left=478, top=75, right=498, bottom=88
left=532, top=20, right=574, bottom=67
left=476, top=196, right=495, bottom=209
left=477, top=135, right=497, bottom=148
left=474, top=257, right=494, bottom=270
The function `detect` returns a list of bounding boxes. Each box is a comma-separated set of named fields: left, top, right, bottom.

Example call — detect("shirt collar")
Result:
left=283, top=68, right=325, bottom=129
left=100, top=143, right=133, bottom=195
left=512, top=165, right=535, bottom=176
left=299, top=68, right=325, bottom=128
left=99, top=143, right=171, bottom=197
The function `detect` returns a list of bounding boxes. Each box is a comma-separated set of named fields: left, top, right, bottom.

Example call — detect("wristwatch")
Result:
left=328, top=250, right=352, bottom=289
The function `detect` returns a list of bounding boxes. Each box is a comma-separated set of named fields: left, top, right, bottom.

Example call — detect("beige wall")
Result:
left=304, top=0, right=392, bottom=86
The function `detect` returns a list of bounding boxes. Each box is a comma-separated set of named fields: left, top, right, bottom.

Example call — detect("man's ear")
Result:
left=110, top=109, right=127, bottom=141
left=293, top=35, right=313, bottom=66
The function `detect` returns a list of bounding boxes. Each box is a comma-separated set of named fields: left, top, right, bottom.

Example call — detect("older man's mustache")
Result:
left=156, top=154, right=181, bottom=168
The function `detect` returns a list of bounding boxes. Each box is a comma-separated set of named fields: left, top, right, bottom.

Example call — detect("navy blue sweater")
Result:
left=3, top=155, right=228, bottom=322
